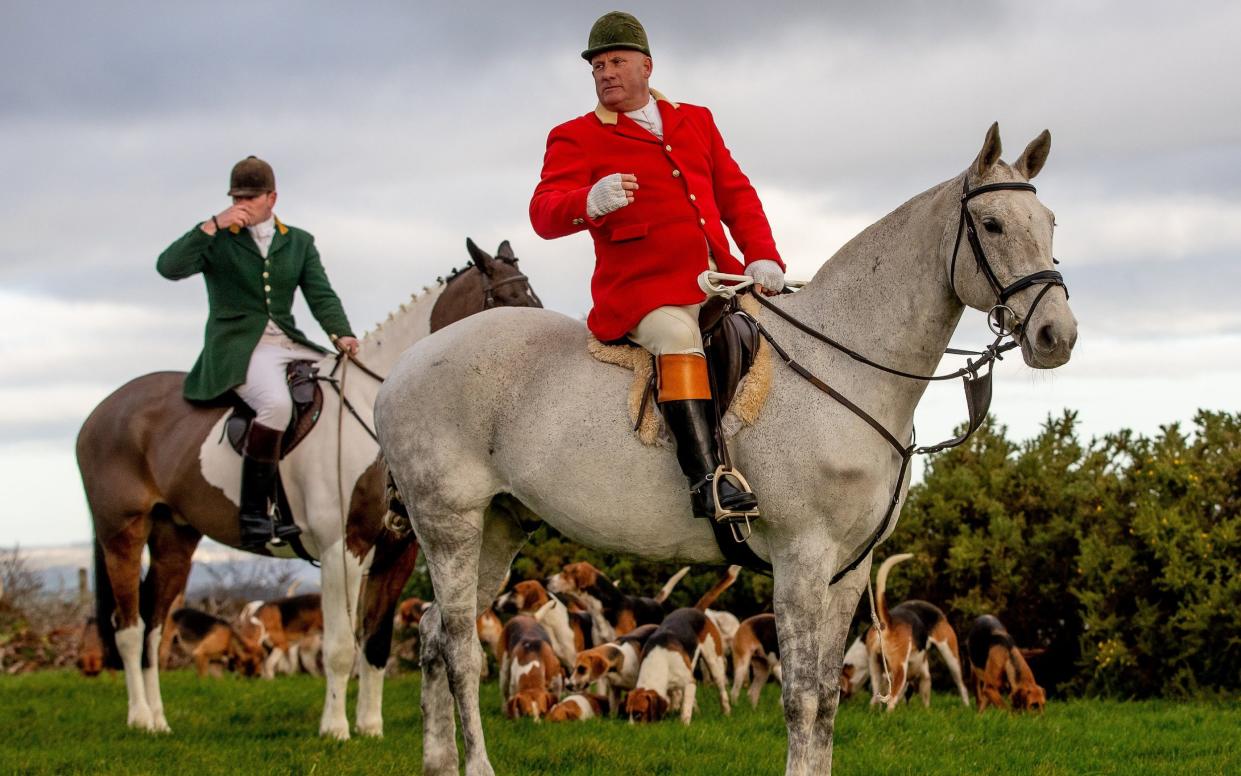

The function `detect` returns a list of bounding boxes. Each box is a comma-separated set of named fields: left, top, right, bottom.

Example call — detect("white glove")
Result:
left=586, top=173, right=631, bottom=219
left=745, top=259, right=785, bottom=292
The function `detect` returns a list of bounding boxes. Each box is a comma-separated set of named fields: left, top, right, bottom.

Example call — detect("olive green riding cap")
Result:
left=581, top=11, right=651, bottom=61
left=228, top=155, right=276, bottom=197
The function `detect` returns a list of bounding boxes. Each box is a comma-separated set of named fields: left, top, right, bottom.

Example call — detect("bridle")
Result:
left=739, top=176, right=1069, bottom=583
left=323, top=258, right=541, bottom=440
left=949, top=178, right=1068, bottom=341
left=479, top=262, right=542, bottom=309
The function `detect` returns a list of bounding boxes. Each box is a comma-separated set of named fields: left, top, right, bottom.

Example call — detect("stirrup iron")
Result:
left=709, top=465, right=760, bottom=541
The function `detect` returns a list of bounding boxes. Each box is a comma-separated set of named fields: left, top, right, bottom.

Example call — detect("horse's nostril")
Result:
left=1037, top=323, right=1058, bottom=352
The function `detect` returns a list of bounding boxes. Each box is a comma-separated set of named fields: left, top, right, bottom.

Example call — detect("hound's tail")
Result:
left=874, top=553, right=913, bottom=631
left=655, top=566, right=692, bottom=604
left=695, top=565, right=741, bottom=611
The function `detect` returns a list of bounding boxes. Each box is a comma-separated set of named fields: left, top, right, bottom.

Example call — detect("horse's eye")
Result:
left=982, top=217, right=1002, bottom=235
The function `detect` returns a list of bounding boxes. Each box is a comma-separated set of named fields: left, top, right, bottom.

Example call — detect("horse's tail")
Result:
left=874, top=553, right=913, bottom=631
left=654, top=566, right=691, bottom=604
left=695, top=565, right=741, bottom=611
left=93, top=536, right=122, bottom=670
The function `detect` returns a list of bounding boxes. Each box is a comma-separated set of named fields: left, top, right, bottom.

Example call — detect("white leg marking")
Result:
left=142, top=626, right=171, bottom=732
left=115, top=620, right=155, bottom=731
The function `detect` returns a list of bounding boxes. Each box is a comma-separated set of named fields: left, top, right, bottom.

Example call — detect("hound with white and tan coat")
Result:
left=547, top=562, right=690, bottom=641
left=170, top=608, right=263, bottom=678
left=497, top=614, right=563, bottom=721
left=567, top=623, right=659, bottom=714
left=546, top=693, right=610, bottom=722
left=866, top=554, right=970, bottom=711
left=731, top=613, right=782, bottom=707
left=239, top=594, right=324, bottom=679
left=495, top=579, right=579, bottom=670
left=624, top=567, right=738, bottom=724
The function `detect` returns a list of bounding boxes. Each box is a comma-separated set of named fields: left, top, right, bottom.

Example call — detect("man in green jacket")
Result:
left=157, top=156, right=358, bottom=550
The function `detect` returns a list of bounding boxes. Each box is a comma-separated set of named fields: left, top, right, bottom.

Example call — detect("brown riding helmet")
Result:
left=581, top=11, right=651, bottom=61
left=228, top=155, right=276, bottom=197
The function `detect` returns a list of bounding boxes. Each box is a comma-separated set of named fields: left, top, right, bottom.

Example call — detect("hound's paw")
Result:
left=151, top=713, right=172, bottom=734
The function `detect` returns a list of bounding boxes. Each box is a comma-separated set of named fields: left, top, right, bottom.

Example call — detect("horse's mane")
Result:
left=361, top=277, right=448, bottom=341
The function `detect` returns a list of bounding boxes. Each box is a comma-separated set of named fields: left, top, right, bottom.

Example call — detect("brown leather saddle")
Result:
left=698, top=295, right=762, bottom=412
left=225, top=361, right=324, bottom=458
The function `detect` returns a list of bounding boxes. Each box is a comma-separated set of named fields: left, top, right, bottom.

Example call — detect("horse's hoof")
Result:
left=356, top=720, right=384, bottom=738
left=320, top=722, right=351, bottom=741
left=127, top=705, right=154, bottom=731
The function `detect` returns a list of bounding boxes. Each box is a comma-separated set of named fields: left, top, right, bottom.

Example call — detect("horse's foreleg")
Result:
left=356, top=532, right=421, bottom=738
left=317, top=539, right=364, bottom=740
left=774, top=548, right=870, bottom=776
left=419, top=604, right=459, bottom=776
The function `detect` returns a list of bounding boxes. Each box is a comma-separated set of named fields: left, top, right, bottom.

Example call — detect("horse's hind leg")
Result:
left=419, top=505, right=527, bottom=776
left=99, top=514, right=155, bottom=730
left=142, top=517, right=201, bottom=732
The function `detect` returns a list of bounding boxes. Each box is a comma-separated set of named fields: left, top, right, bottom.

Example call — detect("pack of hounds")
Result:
left=400, top=554, right=1046, bottom=724
left=77, top=554, right=1044, bottom=719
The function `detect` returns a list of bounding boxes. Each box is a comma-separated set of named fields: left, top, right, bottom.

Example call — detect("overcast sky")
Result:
left=2, top=1, right=1238, bottom=547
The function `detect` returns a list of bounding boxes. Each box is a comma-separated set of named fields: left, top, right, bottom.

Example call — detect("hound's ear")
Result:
left=974, top=121, right=1003, bottom=177
left=466, top=237, right=494, bottom=275
left=496, top=240, right=516, bottom=261
left=655, top=694, right=669, bottom=718
left=534, top=599, right=557, bottom=620
left=1014, top=130, right=1051, bottom=180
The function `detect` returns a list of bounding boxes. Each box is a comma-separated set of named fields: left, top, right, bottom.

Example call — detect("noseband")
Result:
left=480, top=265, right=542, bottom=309
left=949, top=178, right=1068, bottom=340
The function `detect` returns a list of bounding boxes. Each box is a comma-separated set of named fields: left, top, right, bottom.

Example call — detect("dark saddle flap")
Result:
left=225, top=360, right=323, bottom=458
left=699, top=296, right=761, bottom=412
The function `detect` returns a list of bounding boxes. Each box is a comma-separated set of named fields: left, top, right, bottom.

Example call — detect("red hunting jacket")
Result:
left=529, top=91, right=783, bottom=341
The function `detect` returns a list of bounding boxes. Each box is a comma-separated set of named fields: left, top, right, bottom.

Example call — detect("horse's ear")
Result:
left=974, top=121, right=1002, bottom=177
left=496, top=240, right=516, bottom=261
left=1014, top=130, right=1051, bottom=181
left=466, top=237, right=494, bottom=275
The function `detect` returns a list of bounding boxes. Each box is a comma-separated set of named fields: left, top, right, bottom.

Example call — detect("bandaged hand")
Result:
left=586, top=173, right=638, bottom=219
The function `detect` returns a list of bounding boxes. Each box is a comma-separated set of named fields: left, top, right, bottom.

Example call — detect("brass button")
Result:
left=699, top=218, right=706, bottom=226
left=689, top=194, right=696, bottom=201
left=572, top=218, right=584, bottom=225
left=262, top=271, right=269, bottom=278
left=264, top=285, right=271, bottom=292
left=672, top=169, right=681, bottom=177
left=665, top=144, right=672, bottom=152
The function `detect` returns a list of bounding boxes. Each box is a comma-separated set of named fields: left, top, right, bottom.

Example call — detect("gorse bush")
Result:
left=877, top=409, right=1240, bottom=699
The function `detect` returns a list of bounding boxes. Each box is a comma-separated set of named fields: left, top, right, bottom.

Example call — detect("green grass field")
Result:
left=0, top=671, right=1235, bottom=775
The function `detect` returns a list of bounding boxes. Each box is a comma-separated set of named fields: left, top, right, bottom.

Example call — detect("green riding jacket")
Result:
left=157, top=218, right=354, bottom=402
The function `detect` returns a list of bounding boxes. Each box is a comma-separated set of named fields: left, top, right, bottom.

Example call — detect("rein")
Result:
left=742, top=178, right=1065, bottom=585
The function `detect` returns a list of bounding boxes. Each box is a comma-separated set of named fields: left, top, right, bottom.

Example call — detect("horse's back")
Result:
left=77, top=371, right=226, bottom=534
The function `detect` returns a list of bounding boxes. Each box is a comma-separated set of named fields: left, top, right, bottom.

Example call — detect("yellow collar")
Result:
left=594, top=88, right=677, bottom=125
left=229, top=216, right=289, bottom=235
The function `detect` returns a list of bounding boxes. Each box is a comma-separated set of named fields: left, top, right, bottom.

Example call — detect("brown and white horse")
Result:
left=77, top=239, right=539, bottom=738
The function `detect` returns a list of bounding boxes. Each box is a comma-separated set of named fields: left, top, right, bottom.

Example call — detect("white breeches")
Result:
left=629, top=304, right=706, bottom=357
left=626, top=250, right=717, bottom=357
left=234, top=330, right=322, bottom=429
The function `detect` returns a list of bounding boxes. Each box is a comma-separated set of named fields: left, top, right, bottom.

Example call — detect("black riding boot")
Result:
left=660, top=399, right=759, bottom=520
left=238, top=423, right=299, bottom=551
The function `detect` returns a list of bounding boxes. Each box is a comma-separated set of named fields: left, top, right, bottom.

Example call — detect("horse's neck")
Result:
left=776, top=176, right=965, bottom=408
left=350, top=283, right=448, bottom=376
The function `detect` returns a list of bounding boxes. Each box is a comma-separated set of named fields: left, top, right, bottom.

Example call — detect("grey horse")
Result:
left=375, top=123, right=1077, bottom=775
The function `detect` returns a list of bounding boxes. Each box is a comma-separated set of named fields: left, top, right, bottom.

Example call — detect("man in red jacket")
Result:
left=530, top=12, right=786, bottom=526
